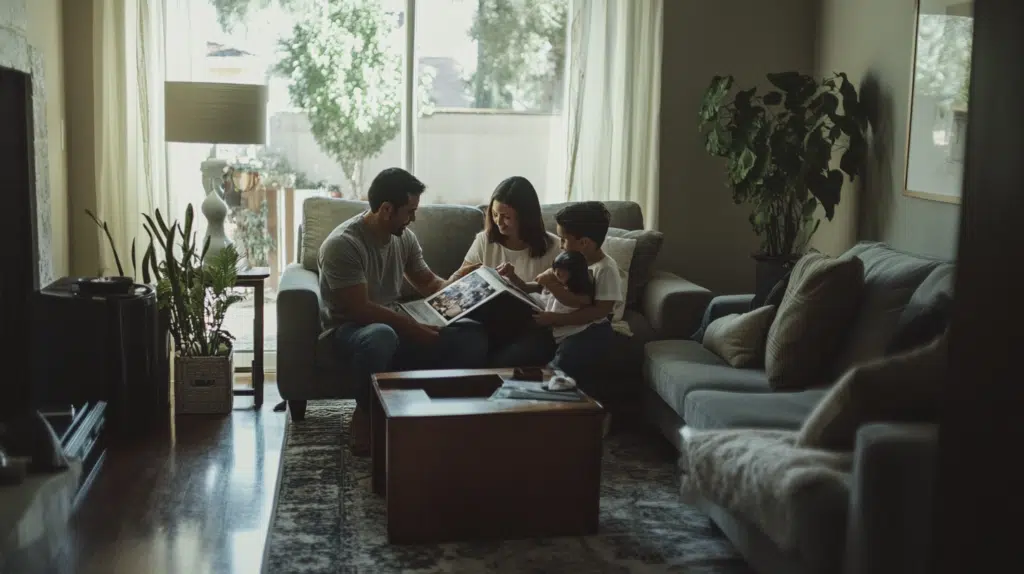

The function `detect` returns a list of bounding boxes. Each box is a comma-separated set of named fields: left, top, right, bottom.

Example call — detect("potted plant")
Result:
left=140, top=205, right=245, bottom=415
left=698, top=71, right=869, bottom=297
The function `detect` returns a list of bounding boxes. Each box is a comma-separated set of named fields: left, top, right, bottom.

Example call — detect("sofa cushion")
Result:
left=606, top=228, right=664, bottom=308
left=300, top=197, right=365, bottom=270
left=887, top=264, right=955, bottom=355
left=538, top=200, right=645, bottom=232
left=766, top=252, right=865, bottom=390
left=828, top=242, right=946, bottom=377
left=300, top=197, right=485, bottom=284
left=798, top=331, right=947, bottom=450
left=644, top=340, right=772, bottom=418
left=682, top=388, right=828, bottom=431
left=702, top=305, right=777, bottom=368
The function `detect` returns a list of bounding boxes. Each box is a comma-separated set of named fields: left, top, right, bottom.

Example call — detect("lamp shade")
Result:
left=164, top=81, right=268, bottom=145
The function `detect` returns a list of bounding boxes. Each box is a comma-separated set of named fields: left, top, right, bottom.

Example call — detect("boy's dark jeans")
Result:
left=549, top=321, right=615, bottom=382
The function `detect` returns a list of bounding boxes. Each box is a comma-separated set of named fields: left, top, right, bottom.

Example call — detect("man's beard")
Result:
left=390, top=223, right=407, bottom=237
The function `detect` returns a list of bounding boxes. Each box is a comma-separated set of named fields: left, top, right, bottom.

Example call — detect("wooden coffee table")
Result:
left=369, top=368, right=605, bottom=544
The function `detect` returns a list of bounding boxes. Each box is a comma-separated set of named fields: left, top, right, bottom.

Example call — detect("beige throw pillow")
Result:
left=702, top=305, right=777, bottom=368
left=765, top=252, right=865, bottom=390
left=797, top=330, right=948, bottom=451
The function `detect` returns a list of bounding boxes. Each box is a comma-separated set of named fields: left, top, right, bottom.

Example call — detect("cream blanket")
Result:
left=678, top=427, right=852, bottom=550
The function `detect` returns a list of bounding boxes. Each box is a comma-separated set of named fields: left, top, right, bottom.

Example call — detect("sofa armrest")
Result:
left=844, top=423, right=938, bottom=574
left=276, top=263, right=324, bottom=399
left=641, top=270, right=713, bottom=340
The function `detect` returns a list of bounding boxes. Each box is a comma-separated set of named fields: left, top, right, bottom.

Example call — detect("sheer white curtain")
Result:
left=561, top=0, right=662, bottom=228
left=93, top=0, right=168, bottom=277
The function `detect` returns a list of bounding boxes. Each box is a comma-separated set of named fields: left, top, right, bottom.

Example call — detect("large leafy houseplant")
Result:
left=698, top=71, right=869, bottom=260
left=140, top=205, right=244, bottom=358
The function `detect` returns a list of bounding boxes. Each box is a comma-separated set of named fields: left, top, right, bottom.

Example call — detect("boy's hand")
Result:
left=533, top=311, right=560, bottom=326
left=535, top=269, right=558, bottom=288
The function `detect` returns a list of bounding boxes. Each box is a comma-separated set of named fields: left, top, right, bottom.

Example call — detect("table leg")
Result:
left=371, top=390, right=386, bottom=496
left=253, top=283, right=264, bottom=408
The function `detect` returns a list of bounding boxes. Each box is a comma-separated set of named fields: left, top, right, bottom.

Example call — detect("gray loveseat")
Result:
left=277, top=197, right=713, bottom=420
left=643, top=241, right=953, bottom=574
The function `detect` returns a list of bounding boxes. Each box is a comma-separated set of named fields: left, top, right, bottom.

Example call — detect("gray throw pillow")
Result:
left=606, top=227, right=664, bottom=308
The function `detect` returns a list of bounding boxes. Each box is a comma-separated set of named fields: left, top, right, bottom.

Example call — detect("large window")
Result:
left=165, top=0, right=569, bottom=356
left=269, top=0, right=569, bottom=205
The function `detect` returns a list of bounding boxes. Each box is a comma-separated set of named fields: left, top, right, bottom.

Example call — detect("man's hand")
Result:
left=407, top=323, right=442, bottom=345
left=533, top=311, right=561, bottom=327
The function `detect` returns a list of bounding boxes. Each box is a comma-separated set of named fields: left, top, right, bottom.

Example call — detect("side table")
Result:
left=234, top=267, right=270, bottom=408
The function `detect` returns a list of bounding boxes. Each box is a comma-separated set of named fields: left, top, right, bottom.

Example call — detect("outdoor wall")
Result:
left=269, top=110, right=565, bottom=206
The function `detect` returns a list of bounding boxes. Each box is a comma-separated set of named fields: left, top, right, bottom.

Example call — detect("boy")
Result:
left=533, top=201, right=623, bottom=380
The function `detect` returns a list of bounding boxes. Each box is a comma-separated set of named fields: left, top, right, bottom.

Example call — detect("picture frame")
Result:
left=903, top=0, right=974, bottom=204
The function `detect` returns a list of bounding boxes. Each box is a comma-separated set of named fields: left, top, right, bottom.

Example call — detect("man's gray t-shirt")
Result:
left=318, top=212, right=428, bottom=328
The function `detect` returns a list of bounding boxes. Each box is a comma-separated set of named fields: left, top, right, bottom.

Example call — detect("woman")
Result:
left=451, top=176, right=561, bottom=367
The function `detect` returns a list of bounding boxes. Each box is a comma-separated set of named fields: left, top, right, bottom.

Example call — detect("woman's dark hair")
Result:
left=551, top=251, right=595, bottom=299
left=484, top=176, right=553, bottom=258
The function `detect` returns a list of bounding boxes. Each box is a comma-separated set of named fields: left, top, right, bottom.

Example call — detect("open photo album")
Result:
left=392, top=266, right=544, bottom=328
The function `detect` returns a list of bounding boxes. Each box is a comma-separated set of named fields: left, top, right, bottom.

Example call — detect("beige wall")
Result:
left=61, top=0, right=99, bottom=276
left=813, top=0, right=960, bottom=259
left=657, top=0, right=820, bottom=295
left=25, top=0, right=68, bottom=276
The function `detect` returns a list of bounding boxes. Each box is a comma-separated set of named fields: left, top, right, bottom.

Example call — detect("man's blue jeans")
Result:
left=332, top=320, right=489, bottom=408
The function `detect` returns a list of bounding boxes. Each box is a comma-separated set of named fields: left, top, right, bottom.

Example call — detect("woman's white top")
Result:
left=462, top=231, right=561, bottom=284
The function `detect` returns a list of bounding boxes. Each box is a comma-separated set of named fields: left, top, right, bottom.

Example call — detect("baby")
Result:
left=539, top=250, right=595, bottom=334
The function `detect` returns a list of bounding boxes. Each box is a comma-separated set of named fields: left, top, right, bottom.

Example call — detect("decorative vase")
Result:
left=201, top=188, right=233, bottom=263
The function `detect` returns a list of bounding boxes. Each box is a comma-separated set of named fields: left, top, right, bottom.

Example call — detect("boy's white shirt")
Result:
left=541, top=253, right=627, bottom=342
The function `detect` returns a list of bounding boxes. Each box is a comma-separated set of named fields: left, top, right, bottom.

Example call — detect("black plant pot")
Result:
left=752, top=253, right=799, bottom=305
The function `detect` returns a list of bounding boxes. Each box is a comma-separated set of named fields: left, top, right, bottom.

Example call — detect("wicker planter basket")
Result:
left=174, top=352, right=234, bottom=415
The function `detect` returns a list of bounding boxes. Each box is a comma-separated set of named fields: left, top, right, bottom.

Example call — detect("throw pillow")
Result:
left=702, top=305, right=778, bottom=368
left=765, top=252, right=865, bottom=390
left=797, top=330, right=948, bottom=451
left=300, top=197, right=369, bottom=271
left=605, top=228, right=664, bottom=308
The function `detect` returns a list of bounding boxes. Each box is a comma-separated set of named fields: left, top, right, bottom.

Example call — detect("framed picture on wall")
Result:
left=904, top=0, right=974, bottom=204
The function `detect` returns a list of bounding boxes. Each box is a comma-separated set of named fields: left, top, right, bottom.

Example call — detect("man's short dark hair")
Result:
left=555, top=201, right=611, bottom=246
left=367, top=168, right=426, bottom=212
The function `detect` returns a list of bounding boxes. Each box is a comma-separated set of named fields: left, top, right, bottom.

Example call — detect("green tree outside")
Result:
left=468, top=0, right=567, bottom=112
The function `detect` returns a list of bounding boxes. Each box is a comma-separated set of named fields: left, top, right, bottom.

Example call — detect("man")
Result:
left=319, top=168, right=488, bottom=455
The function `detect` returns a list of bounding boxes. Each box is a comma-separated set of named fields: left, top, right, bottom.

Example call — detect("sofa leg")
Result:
left=288, top=400, right=307, bottom=421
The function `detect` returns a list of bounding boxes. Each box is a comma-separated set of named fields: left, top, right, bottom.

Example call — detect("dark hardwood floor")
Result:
left=54, top=376, right=287, bottom=574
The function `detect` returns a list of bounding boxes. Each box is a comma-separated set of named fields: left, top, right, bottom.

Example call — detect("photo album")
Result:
left=394, top=266, right=544, bottom=328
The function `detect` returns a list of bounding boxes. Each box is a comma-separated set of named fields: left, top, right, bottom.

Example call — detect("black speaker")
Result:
left=32, top=277, right=167, bottom=434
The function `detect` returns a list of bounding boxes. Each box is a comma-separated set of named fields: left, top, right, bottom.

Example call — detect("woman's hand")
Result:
left=446, top=262, right=481, bottom=286
left=498, top=263, right=528, bottom=290
left=496, top=262, right=516, bottom=278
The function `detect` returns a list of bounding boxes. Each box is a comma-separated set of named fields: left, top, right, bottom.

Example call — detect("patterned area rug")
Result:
left=263, top=401, right=752, bottom=573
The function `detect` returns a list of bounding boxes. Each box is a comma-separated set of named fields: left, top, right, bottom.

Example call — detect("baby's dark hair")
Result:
left=551, top=251, right=594, bottom=298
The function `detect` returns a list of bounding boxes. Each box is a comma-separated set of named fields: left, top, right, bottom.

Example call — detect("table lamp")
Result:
left=164, top=81, right=268, bottom=263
